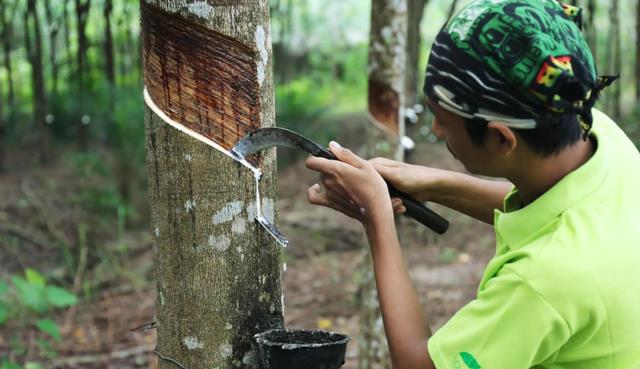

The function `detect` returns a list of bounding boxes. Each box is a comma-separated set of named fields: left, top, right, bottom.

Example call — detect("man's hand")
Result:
left=305, top=142, right=404, bottom=226
left=371, top=157, right=512, bottom=224
left=370, top=157, right=450, bottom=203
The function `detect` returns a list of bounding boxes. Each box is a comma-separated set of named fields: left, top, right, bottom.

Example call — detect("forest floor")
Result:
left=0, top=114, right=497, bottom=368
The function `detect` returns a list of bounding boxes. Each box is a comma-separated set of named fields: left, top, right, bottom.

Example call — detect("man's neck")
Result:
left=509, top=138, right=595, bottom=206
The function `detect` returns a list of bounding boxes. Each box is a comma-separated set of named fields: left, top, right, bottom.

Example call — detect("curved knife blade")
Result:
left=232, top=127, right=449, bottom=234
left=231, top=127, right=336, bottom=160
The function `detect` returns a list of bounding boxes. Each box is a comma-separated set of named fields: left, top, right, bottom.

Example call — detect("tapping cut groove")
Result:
left=141, top=2, right=261, bottom=150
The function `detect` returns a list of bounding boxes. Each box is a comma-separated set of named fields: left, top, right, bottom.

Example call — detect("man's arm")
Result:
left=366, top=212, right=436, bottom=369
left=371, top=158, right=511, bottom=224
left=305, top=143, right=436, bottom=369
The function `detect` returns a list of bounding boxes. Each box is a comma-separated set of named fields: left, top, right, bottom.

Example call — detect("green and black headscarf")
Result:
left=424, top=0, right=618, bottom=137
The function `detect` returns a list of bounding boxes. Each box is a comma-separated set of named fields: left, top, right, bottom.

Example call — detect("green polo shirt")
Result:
left=427, top=109, right=640, bottom=369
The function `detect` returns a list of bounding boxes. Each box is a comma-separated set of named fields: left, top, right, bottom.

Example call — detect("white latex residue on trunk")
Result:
left=143, top=87, right=288, bottom=247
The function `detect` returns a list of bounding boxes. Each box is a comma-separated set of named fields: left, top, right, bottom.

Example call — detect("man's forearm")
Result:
left=365, top=214, right=436, bottom=369
left=429, top=171, right=511, bottom=224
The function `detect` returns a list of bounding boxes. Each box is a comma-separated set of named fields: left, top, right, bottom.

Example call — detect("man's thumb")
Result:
left=329, top=141, right=361, bottom=167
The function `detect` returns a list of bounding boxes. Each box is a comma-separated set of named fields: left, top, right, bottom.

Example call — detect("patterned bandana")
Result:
left=423, top=0, right=618, bottom=137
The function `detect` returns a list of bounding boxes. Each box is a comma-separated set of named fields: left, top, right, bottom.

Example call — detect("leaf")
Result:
left=25, top=269, right=45, bottom=287
left=12, top=276, right=47, bottom=313
left=35, top=319, right=61, bottom=341
left=24, top=363, right=43, bottom=369
left=460, top=352, right=481, bottom=369
left=45, top=286, right=77, bottom=308
left=0, top=303, right=7, bottom=325
left=1, top=360, right=23, bottom=369
left=0, top=281, right=8, bottom=296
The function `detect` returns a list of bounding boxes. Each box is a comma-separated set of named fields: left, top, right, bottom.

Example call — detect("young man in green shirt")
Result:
left=305, top=0, right=640, bottom=368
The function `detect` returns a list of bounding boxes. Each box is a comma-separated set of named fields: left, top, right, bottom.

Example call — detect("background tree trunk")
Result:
left=636, top=0, right=640, bottom=107
left=405, top=0, right=428, bottom=107
left=25, top=0, right=49, bottom=164
left=44, top=0, right=59, bottom=95
left=75, top=0, right=90, bottom=87
left=586, top=0, right=597, bottom=64
left=63, top=0, right=71, bottom=71
left=104, top=0, right=116, bottom=144
left=0, top=2, right=5, bottom=173
left=141, top=1, right=283, bottom=368
left=75, top=0, right=91, bottom=150
left=360, top=0, right=407, bottom=368
left=1, top=4, right=14, bottom=112
left=607, top=0, right=621, bottom=119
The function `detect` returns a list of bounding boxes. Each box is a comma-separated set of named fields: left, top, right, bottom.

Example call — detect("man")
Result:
left=305, top=0, right=640, bottom=368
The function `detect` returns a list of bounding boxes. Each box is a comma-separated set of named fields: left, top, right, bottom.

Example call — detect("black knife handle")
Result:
left=314, top=147, right=449, bottom=234
left=387, top=184, right=449, bottom=234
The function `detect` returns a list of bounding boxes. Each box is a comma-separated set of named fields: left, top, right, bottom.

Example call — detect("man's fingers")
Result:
left=371, top=157, right=399, bottom=178
left=370, top=157, right=399, bottom=168
left=305, top=156, right=336, bottom=173
left=307, top=183, right=329, bottom=206
left=391, top=197, right=406, bottom=214
left=328, top=141, right=363, bottom=168
left=307, top=183, right=361, bottom=220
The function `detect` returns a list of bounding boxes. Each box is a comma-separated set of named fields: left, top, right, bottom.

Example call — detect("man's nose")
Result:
left=431, top=117, right=445, bottom=139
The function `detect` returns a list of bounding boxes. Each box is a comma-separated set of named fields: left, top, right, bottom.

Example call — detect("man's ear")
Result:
left=487, top=121, right=517, bottom=156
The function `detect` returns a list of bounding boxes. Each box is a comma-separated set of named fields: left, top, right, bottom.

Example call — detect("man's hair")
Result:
left=463, top=114, right=583, bottom=157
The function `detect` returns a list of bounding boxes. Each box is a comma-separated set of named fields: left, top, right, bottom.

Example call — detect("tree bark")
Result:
left=75, top=0, right=91, bottom=87
left=1, top=1, right=15, bottom=111
left=360, top=1, right=407, bottom=368
left=367, top=0, right=408, bottom=149
left=0, top=2, right=5, bottom=173
left=609, top=0, right=621, bottom=119
left=141, top=1, right=283, bottom=369
left=75, top=0, right=91, bottom=150
left=44, top=0, right=59, bottom=95
left=636, top=0, right=640, bottom=106
left=405, top=0, right=428, bottom=106
left=586, top=0, right=596, bottom=64
left=25, top=0, right=49, bottom=163
left=104, top=0, right=116, bottom=143
left=63, top=0, right=72, bottom=70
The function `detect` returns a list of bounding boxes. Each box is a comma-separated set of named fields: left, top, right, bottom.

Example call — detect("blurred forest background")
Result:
left=0, top=0, right=638, bottom=368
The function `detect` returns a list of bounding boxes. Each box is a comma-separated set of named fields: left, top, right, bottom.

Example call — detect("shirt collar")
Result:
left=494, top=121, right=610, bottom=249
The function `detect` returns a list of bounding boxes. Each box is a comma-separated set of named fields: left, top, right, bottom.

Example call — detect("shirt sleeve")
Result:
left=427, top=268, right=570, bottom=369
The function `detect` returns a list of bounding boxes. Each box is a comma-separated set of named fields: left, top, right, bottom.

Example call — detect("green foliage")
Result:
left=0, top=269, right=78, bottom=368
left=4, top=269, right=77, bottom=315
left=35, top=319, right=61, bottom=341
left=25, top=363, right=44, bottom=369
left=45, top=286, right=78, bottom=308
left=1, top=361, right=23, bottom=369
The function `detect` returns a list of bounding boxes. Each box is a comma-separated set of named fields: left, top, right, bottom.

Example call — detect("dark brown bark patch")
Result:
left=368, top=79, right=400, bottom=134
left=141, top=2, right=260, bottom=151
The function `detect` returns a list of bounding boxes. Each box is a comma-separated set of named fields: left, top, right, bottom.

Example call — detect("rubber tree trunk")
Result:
left=360, top=0, right=407, bottom=368
left=0, top=3, right=14, bottom=111
left=103, top=0, right=116, bottom=144
left=75, top=0, right=91, bottom=150
left=608, top=0, right=621, bottom=119
left=404, top=0, right=428, bottom=106
left=63, top=0, right=71, bottom=70
left=0, top=3, right=4, bottom=173
left=586, top=0, right=597, bottom=66
left=44, top=0, right=59, bottom=95
left=25, top=0, right=49, bottom=164
left=636, top=0, right=640, bottom=106
left=75, top=0, right=90, bottom=87
left=141, top=1, right=283, bottom=369
left=367, top=0, right=408, bottom=156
